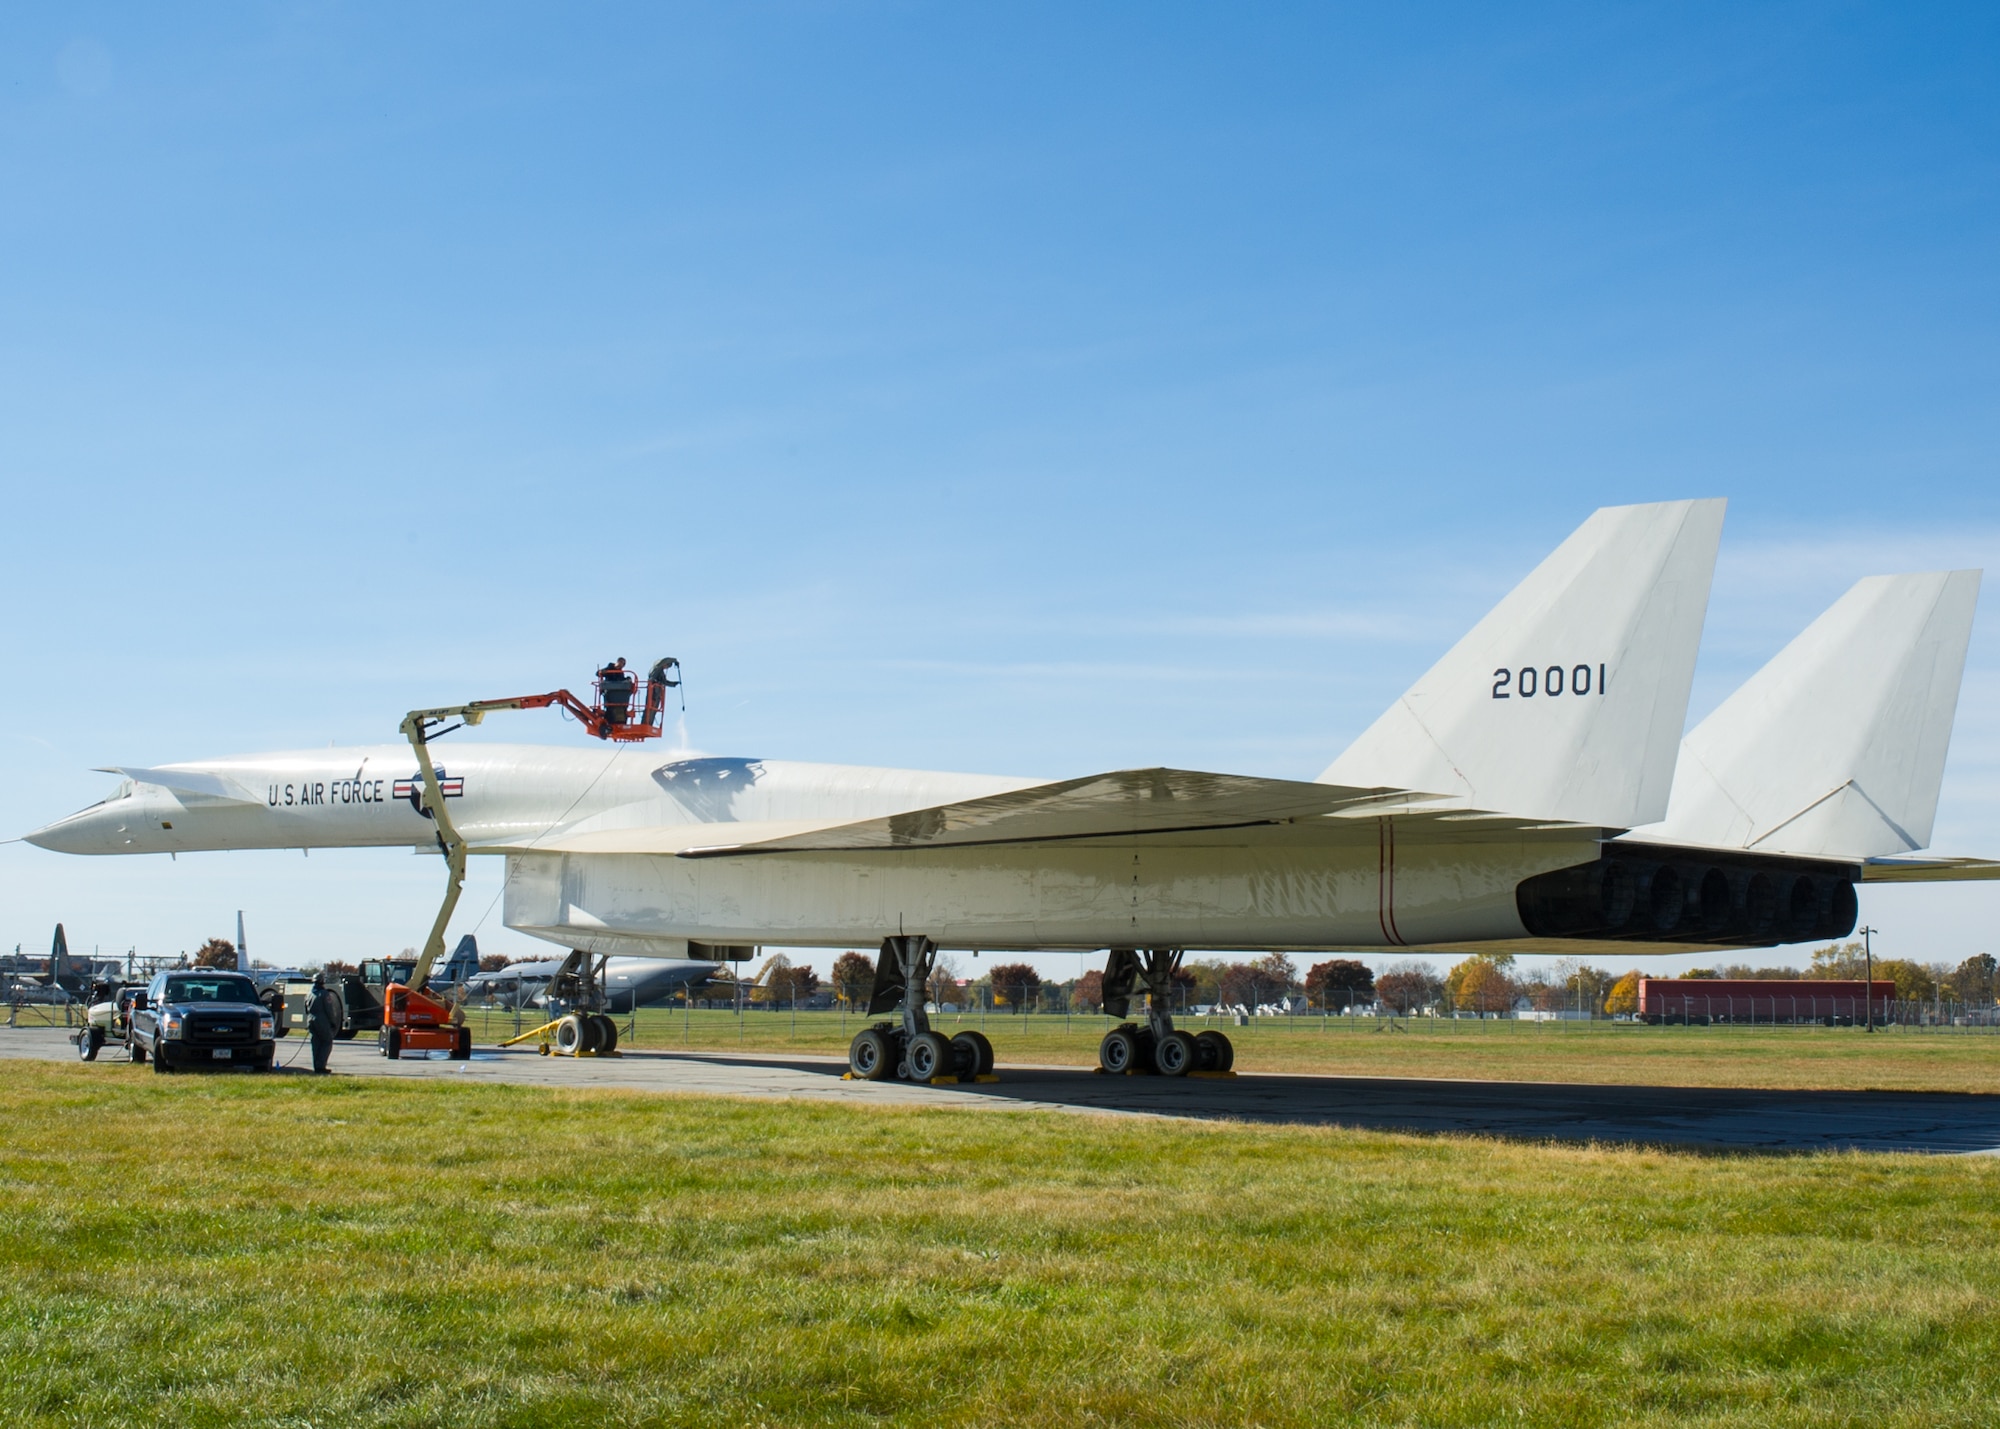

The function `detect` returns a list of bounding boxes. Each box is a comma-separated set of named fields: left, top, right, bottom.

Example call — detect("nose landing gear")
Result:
left=1095, top=948, right=1234, bottom=1077
left=844, top=935, right=999, bottom=1084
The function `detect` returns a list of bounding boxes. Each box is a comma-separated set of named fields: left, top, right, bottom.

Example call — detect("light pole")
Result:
left=1859, top=925, right=1878, bottom=1033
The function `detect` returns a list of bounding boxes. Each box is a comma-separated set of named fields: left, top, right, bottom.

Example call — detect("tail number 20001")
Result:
left=1492, top=664, right=1604, bottom=699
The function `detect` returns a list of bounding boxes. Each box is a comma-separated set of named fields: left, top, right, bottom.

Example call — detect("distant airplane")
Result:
left=463, top=954, right=721, bottom=1013
left=23, top=500, right=1995, bottom=1079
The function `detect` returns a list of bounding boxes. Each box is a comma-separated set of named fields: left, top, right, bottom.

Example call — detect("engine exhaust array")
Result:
left=1516, top=843, right=1859, bottom=947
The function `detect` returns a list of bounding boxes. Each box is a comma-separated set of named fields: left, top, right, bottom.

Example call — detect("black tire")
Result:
left=129, top=1037, right=147, bottom=1064
left=848, top=1028, right=894, bottom=1081
left=334, top=1027, right=358, bottom=1041
left=554, top=1013, right=589, bottom=1056
left=254, top=1050, right=274, bottom=1072
left=951, top=1030, right=993, bottom=1078
left=384, top=1029, right=403, bottom=1060
left=1154, top=1030, right=1197, bottom=1078
left=451, top=1027, right=473, bottom=1060
left=592, top=1014, right=619, bottom=1054
left=79, top=1027, right=104, bottom=1062
left=908, top=1031, right=953, bottom=1081
left=1195, top=1029, right=1234, bottom=1072
left=1099, top=1026, right=1139, bottom=1075
left=151, top=1039, right=172, bottom=1074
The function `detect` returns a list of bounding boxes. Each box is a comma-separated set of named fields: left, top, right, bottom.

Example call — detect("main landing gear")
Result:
left=846, top=935, right=998, bottom=1084
left=498, top=950, right=623, bottom=1057
left=1095, top=948, right=1234, bottom=1078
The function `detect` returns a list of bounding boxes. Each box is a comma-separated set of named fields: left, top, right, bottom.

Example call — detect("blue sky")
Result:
left=3, top=3, right=1996, bottom=978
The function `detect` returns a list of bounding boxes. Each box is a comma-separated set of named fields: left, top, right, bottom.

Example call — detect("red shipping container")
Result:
left=1635, top=978, right=1894, bottom=1024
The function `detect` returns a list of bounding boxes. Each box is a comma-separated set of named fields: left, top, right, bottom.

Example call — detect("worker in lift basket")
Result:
left=597, top=657, right=635, bottom=728
left=306, top=973, right=342, bottom=1075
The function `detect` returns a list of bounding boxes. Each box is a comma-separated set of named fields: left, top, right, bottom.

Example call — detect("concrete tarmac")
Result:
left=7, top=1026, right=1998, bottom=1154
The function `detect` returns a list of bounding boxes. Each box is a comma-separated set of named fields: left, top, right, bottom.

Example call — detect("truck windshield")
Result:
left=164, top=977, right=258, bottom=1003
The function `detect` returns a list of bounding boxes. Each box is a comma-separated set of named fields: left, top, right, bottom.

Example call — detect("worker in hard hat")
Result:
left=597, top=657, right=635, bottom=729
left=306, top=972, right=342, bottom=1075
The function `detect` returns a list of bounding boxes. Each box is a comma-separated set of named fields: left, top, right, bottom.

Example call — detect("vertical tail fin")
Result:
left=1320, top=499, right=1725, bottom=827
left=49, top=924, right=69, bottom=987
left=1655, top=570, right=1981, bottom=857
left=235, top=910, right=248, bottom=973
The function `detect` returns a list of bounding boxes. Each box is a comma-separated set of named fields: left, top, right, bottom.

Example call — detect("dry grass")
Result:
left=4, top=1059, right=2000, bottom=1426
left=459, top=1005, right=2000, bottom=1093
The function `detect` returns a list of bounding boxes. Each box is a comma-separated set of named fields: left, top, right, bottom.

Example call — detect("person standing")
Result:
left=306, top=973, right=342, bottom=1075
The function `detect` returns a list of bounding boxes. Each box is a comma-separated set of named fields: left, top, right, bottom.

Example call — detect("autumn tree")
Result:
left=926, top=953, right=964, bottom=1007
left=318, top=959, right=358, bottom=977
left=193, top=938, right=239, bottom=969
left=830, top=951, right=875, bottom=1007
left=1450, top=957, right=1517, bottom=1015
left=1945, top=954, right=1998, bottom=1006
left=478, top=954, right=515, bottom=972
left=1806, top=941, right=1868, bottom=978
left=769, top=964, right=820, bottom=1003
left=1304, top=958, right=1375, bottom=1011
left=1375, top=961, right=1443, bottom=1014
left=1873, top=958, right=1938, bottom=1004
left=1603, top=970, right=1641, bottom=1016
left=1254, top=953, right=1300, bottom=995
left=1072, top=969, right=1105, bottom=1012
left=987, top=962, right=1041, bottom=1012
left=1181, top=959, right=1227, bottom=1005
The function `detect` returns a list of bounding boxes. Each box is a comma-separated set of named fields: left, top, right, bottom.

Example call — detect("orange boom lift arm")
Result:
left=379, top=659, right=680, bottom=1059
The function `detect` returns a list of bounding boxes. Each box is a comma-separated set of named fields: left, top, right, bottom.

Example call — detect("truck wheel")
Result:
left=129, top=1038, right=147, bottom=1064
left=334, top=1027, right=358, bottom=1041
left=151, top=1040, right=173, bottom=1074
left=79, top=1028, right=104, bottom=1062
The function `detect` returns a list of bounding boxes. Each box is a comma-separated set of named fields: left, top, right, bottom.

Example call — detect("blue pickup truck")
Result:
left=126, top=971, right=277, bottom=1073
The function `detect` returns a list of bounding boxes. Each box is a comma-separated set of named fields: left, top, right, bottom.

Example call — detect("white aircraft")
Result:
left=24, top=499, right=1994, bottom=1081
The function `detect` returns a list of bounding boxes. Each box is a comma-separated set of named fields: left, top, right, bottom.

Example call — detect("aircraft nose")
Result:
left=23, top=804, right=130, bottom=855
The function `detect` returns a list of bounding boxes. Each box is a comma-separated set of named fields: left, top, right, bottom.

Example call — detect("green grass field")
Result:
left=463, top=1005, right=2000, bottom=1093
left=4, top=1060, right=1999, bottom=1427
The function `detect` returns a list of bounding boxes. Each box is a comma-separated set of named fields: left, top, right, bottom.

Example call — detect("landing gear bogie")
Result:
left=1094, top=948, right=1235, bottom=1078
left=842, top=937, right=998, bottom=1084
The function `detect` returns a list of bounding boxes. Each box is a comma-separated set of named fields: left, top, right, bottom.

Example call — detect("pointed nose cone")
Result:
left=23, top=804, right=130, bottom=855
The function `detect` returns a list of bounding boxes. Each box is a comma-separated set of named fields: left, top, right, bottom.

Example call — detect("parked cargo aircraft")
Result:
left=463, top=953, right=721, bottom=1013
left=23, top=499, right=1994, bottom=1078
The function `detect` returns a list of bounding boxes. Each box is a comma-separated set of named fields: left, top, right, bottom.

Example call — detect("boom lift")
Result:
left=382, top=659, right=680, bottom=1061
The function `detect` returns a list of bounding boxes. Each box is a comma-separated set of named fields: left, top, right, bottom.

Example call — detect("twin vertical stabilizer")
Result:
left=1320, top=499, right=1726, bottom=828
left=1651, top=570, right=1980, bottom=858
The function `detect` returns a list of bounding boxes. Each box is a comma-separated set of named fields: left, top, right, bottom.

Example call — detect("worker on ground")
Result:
left=597, top=657, right=634, bottom=728
left=306, top=972, right=342, bottom=1075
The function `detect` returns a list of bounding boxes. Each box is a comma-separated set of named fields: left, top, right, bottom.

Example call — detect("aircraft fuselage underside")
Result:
left=499, top=836, right=1861, bottom=957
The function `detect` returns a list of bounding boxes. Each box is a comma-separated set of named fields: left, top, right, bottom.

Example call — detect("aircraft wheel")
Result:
left=952, top=1030, right=993, bottom=1077
left=554, top=1013, right=592, bottom=1055
left=1099, top=1026, right=1139, bottom=1075
left=907, top=1031, right=954, bottom=1081
left=1195, top=1030, right=1234, bottom=1072
left=1154, top=1030, right=1197, bottom=1078
left=592, top=1014, right=619, bottom=1054
left=848, top=1028, right=894, bottom=1081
